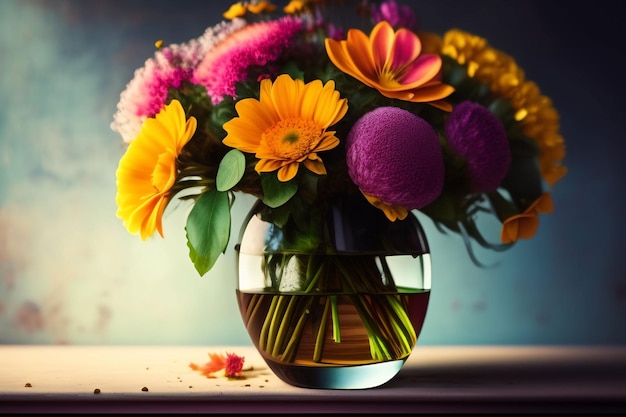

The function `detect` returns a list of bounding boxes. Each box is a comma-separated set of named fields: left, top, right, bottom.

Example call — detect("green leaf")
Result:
left=421, top=191, right=461, bottom=223
left=281, top=61, right=304, bottom=81
left=209, top=96, right=237, bottom=139
left=260, top=172, right=298, bottom=208
left=185, top=190, right=231, bottom=276
left=216, top=149, right=245, bottom=191
left=267, top=204, right=291, bottom=228
left=487, top=191, right=520, bottom=222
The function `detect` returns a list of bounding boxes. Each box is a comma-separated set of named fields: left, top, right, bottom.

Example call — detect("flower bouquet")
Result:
left=111, top=0, right=567, bottom=388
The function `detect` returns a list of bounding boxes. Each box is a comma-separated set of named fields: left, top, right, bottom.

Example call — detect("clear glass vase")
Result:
left=234, top=194, right=432, bottom=389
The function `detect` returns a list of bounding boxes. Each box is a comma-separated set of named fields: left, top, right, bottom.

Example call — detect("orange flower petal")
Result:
left=533, top=192, right=554, bottom=214
left=501, top=212, right=539, bottom=244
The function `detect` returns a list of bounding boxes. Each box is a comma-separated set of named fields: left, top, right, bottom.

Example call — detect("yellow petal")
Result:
left=277, top=162, right=299, bottom=181
left=310, top=80, right=348, bottom=128
left=362, top=192, right=408, bottom=221
left=303, top=158, right=327, bottom=176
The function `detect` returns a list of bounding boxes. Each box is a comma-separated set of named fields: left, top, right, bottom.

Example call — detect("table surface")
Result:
left=1, top=345, right=625, bottom=413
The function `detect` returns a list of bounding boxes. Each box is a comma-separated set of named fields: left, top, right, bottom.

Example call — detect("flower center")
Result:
left=379, top=67, right=402, bottom=89
left=263, top=118, right=321, bottom=160
left=152, top=150, right=176, bottom=192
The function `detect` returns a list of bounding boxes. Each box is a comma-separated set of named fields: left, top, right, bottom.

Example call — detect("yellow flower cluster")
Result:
left=434, top=29, right=567, bottom=243
left=440, top=29, right=567, bottom=189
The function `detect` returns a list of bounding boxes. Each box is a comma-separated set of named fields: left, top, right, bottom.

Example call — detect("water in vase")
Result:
left=235, top=252, right=431, bottom=389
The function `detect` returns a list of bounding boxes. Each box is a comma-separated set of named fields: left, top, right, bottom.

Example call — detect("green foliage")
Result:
left=186, top=190, right=231, bottom=276
left=281, top=61, right=305, bottom=81
left=262, top=204, right=291, bottom=228
left=168, top=83, right=212, bottom=115
left=488, top=191, right=520, bottom=222
left=260, top=172, right=298, bottom=208
left=209, top=96, right=237, bottom=139
left=216, top=149, right=246, bottom=191
left=209, top=81, right=261, bottom=139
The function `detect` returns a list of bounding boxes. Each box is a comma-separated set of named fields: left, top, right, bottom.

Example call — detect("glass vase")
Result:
left=234, top=194, right=431, bottom=389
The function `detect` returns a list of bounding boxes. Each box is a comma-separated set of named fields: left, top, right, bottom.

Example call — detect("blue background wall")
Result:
left=1, top=0, right=624, bottom=346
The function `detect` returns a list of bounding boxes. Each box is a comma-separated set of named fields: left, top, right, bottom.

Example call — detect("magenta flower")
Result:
left=346, top=106, right=445, bottom=213
left=371, top=0, right=417, bottom=30
left=325, top=20, right=453, bottom=110
left=444, top=101, right=512, bottom=193
left=192, top=16, right=303, bottom=105
left=224, top=352, right=245, bottom=377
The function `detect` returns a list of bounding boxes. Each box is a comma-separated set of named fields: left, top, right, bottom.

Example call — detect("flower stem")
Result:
left=280, top=297, right=314, bottom=362
left=272, top=295, right=297, bottom=357
left=313, top=298, right=331, bottom=362
left=259, top=295, right=279, bottom=352
left=255, top=253, right=416, bottom=364
left=330, top=295, right=341, bottom=343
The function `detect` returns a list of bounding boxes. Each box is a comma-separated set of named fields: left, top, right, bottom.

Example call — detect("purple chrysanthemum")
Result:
left=192, top=16, right=303, bottom=105
left=346, top=106, right=444, bottom=209
left=444, top=100, right=511, bottom=193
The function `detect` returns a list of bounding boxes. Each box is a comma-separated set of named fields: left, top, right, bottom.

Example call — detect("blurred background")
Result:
left=1, top=0, right=624, bottom=346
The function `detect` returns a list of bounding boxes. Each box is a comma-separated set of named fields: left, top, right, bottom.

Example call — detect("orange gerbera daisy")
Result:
left=501, top=192, right=554, bottom=244
left=325, top=20, right=454, bottom=110
left=222, top=74, right=348, bottom=182
left=115, top=99, right=196, bottom=240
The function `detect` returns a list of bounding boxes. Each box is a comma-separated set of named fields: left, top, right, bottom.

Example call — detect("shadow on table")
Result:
left=384, top=350, right=626, bottom=389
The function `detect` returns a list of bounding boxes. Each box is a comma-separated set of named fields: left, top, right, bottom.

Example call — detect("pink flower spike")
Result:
left=192, top=16, right=303, bottom=105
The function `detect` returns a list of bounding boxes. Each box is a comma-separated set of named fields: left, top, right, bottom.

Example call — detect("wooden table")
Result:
left=1, top=345, right=625, bottom=413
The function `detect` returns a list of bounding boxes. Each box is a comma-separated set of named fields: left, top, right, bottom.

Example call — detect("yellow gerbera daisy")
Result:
left=222, top=74, right=348, bottom=182
left=115, top=99, right=197, bottom=240
left=325, top=20, right=454, bottom=111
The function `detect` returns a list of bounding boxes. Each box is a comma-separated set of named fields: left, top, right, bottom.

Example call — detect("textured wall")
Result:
left=1, top=0, right=624, bottom=346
